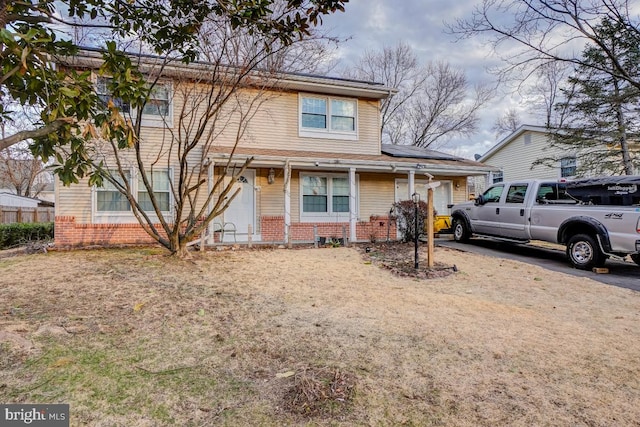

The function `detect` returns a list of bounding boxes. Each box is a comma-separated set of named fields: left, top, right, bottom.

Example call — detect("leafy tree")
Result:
left=2, top=0, right=348, bottom=256
left=1, top=0, right=348, bottom=176
left=535, top=18, right=640, bottom=176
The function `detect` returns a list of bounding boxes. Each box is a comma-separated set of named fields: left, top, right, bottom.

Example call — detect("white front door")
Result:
left=222, top=169, right=256, bottom=242
left=395, top=179, right=452, bottom=215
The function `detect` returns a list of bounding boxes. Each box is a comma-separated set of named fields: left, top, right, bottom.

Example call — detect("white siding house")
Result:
left=474, top=125, right=580, bottom=193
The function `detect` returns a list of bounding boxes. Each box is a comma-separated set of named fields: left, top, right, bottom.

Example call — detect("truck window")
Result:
left=537, top=183, right=577, bottom=204
left=506, top=184, right=528, bottom=203
left=482, top=185, right=504, bottom=203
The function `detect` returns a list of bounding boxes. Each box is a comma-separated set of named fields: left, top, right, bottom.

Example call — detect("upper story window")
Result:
left=96, top=76, right=172, bottom=127
left=96, top=77, right=130, bottom=113
left=492, top=171, right=503, bottom=183
left=299, top=95, right=357, bottom=141
left=560, top=157, right=576, bottom=177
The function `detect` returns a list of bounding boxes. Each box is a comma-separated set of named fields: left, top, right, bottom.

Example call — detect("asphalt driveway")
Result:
left=436, top=236, right=640, bottom=291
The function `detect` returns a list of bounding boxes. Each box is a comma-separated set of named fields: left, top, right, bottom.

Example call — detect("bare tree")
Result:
left=449, top=0, right=640, bottom=91
left=348, top=43, right=493, bottom=148
left=80, top=17, right=335, bottom=257
left=0, top=146, right=50, bottom=198
left=525, top=61, right=571, bottom=126
left=492, top=108, right=521, bottom=139
left=412, top=61, right=493, bottom=149
left=346, top=42, right=426, bottom=140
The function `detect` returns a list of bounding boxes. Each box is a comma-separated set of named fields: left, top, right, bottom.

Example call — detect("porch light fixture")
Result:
left=267, top=168, right=276, bottom=185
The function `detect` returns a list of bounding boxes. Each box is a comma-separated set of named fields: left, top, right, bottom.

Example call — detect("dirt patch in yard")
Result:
left=1, top=244, right=640, bottom=426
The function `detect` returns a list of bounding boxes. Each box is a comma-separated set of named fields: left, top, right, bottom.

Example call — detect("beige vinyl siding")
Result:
left=56, top=176, right=93, bottom=223
left=358, top=173, right=396, bottom=219
left=483, top=131, right=571, bottom=181
left=233, top=91, right=382, bottom=155
left=259, top=168, right=285, bottom=216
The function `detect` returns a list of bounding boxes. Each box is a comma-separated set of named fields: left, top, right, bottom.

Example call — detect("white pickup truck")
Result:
left=449, top=179, right=640, bottom=269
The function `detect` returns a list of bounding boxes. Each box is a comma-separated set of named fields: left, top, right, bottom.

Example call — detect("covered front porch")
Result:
left=205, top=146, right=494, bottom=246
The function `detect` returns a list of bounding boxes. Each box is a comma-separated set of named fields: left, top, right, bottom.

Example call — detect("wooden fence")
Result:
left=0, top=205, right=55, bottom=224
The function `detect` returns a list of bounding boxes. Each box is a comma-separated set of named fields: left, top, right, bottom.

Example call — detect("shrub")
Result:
left=0, top=222, right=54, bottom=249
left=393, top=200, right=434, bottom=243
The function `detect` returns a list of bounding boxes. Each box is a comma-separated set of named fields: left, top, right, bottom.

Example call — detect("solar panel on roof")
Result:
left=381, top=144, right=462, bottom=160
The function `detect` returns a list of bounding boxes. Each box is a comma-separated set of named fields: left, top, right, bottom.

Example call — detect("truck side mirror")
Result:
left=474, top=195, right=485, bottom=206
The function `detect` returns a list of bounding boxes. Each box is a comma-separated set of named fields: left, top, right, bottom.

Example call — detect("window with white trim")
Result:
left=97, top=170, right=131, bottom=212
left=560, top=157, right=576, bottom=177
left=95, top=169, right=172, bottom=217
left=96, top=76, right=172, bottom=126
left=300, top=173, right=357, bottom=219
left=138, top=170, right=171, bottom=212
left=96, top=77, right=131, bottom=113
left=492, top=171, right=503, bottom=183
left=299, top=95, right=357, bottom=140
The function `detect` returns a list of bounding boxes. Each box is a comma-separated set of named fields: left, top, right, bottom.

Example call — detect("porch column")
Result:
left=284, top=161, right=291, bottom=244
left=349, top=167, right=357, bottom=242
left=207, top=161, right=214, bottom=244
left=408, top=170, right=415, bottom=198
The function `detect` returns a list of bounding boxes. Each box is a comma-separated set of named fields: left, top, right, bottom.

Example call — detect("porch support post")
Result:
left=408, top=170, right=415, bottom=199
left=207, top=161, right=214, bottom=244
left=349, top=167, right=357, bottom=243
left=284, top=161, right=291, bottom=244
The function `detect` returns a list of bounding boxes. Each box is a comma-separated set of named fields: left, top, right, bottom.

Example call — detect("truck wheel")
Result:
left=566, top=234, right=605, bottom=270
left=452, top=217, right=470, bottom=243
left=631, top=253, right=640, bottom=267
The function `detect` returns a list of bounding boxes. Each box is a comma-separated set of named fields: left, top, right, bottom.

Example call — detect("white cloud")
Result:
left=322, top=0, right=529, bottom=159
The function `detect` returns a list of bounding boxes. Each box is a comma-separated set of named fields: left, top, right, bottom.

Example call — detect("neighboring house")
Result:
left=474, top=125, right=583, bottom=194
left=0, top=192, right=41, bottom=208
left=0, top=192, right=54, bottom=224
left=54, top=51, right=495, bottom=247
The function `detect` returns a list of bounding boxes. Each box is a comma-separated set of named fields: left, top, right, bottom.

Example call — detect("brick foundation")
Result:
left=55, top=215, right=398, bottom=248
left=55, top=216, right=162, bottom=248
left=260, top=215, right=397, bottom=243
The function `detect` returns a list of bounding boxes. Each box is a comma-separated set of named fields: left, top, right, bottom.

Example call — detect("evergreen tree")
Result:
left=540, top=18, right=640, bottom=176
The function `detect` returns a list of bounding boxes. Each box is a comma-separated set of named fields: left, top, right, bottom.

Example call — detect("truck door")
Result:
left=471, top=184, right=505, bottom=235
left=499, top=183, right=529, bottom=239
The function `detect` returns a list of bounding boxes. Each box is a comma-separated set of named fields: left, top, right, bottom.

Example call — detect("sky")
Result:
left=320, top=0, right=531, bottom=159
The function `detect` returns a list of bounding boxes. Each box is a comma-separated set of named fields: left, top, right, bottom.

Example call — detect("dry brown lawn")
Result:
left=1, top=243, right=640, bottom=426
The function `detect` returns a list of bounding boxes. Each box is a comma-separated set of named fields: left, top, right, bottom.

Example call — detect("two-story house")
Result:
left=54, top=50, right=494, bottom=247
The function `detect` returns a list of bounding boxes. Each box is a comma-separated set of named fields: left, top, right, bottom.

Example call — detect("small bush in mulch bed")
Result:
left=283, top=367, right=356, bottom=418
left=356, top=241, right=458, bottom=280
left=0, top=222, right=54, bottom=249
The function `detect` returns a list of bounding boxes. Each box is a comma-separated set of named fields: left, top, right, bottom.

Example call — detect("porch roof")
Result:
left=208, top=146, right=496, bottom=176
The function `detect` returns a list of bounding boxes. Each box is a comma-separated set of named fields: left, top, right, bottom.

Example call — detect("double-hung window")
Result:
left=301, top=174, right=357, bottom=221
left=560, top=157, right=576, bottom=178
left=96, top=170, right=131, bottom=212
left=96, top=77, right=130, bottom=113
left=95, top=169, right=172, bottom=221
left=138, top=170, right=171, bottom=212
left=299, top=95, right=357, bottom=140
left=95, top=76, right=171, bottom=127
left=141, top=84, right=170, bottom=117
